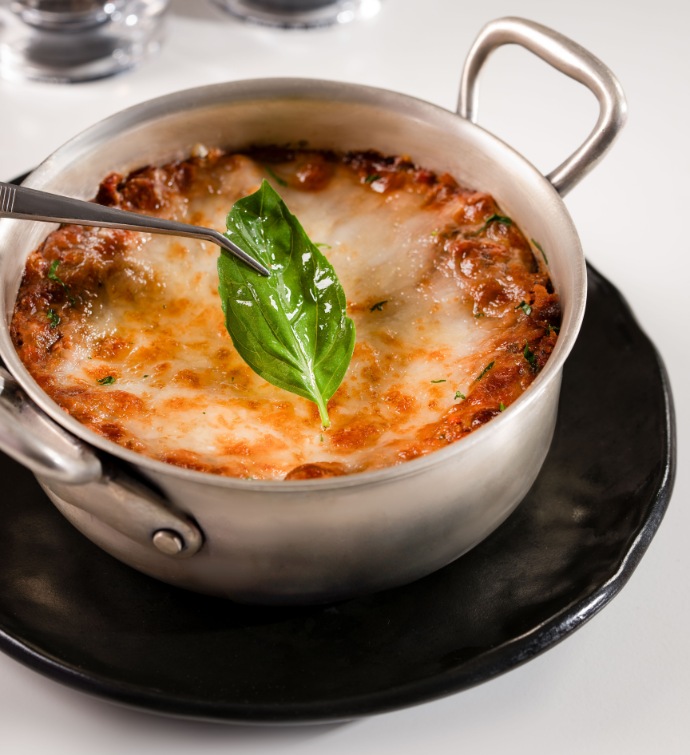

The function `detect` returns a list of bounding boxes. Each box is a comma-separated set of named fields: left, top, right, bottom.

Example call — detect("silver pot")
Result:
left=0, top=18, right=626, bottom=604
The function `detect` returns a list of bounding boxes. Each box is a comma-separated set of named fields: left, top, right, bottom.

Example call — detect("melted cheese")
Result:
left=11, top=150, right=560, bottom=479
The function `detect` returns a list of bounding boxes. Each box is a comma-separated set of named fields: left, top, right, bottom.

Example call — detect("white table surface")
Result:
left=1, top=0, right=688, bottom=752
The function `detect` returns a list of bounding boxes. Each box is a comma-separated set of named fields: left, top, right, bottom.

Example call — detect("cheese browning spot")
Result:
left=11, top=148, right=561, bottom=480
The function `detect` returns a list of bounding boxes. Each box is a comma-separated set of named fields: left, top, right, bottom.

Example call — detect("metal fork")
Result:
left=0, top=181, right=270, bottom=276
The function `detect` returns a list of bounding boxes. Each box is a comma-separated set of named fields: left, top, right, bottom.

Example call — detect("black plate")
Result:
left=0, top=265, right=676, bottom=723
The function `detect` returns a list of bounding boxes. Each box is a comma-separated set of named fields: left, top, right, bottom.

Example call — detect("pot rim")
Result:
left=0, top=76, right=587, bottom=492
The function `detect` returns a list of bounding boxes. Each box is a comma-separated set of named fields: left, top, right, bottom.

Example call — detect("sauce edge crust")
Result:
left=10, top=148, right=561, bottom=481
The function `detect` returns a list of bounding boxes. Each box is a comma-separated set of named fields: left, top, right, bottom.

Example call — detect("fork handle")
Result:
left=0, top=181, right=269, bottom=276
left=1, top=180, right=213, bottom=238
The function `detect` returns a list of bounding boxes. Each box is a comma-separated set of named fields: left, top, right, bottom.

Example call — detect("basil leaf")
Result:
left=264, top=166, right=288, bottom=187
left=218, top=180, right=355, bottom=428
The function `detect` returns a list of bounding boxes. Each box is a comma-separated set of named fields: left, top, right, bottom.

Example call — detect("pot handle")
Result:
left=45, top=467, right=204, bottom=559
left=457, top=17, right=627, bottom=197
left=0, top=365, right=102, bottom=484
left=0, top=364, right=203, bottom=557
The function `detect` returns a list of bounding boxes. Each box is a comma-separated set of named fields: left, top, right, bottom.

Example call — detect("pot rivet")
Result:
left=152, top=529, right=185, bottom=556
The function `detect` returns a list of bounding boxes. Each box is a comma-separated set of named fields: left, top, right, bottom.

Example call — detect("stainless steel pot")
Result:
left=0, top=18, right=626, bottom=604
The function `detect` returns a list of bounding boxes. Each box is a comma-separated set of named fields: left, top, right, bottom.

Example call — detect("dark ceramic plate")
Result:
left=0, top=264, right=675, bottom=724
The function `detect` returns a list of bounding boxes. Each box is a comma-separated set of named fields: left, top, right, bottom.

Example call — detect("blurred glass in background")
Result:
left=0, top=0, right=170, bottom=83
left=210, top=0, right=381, bottom=28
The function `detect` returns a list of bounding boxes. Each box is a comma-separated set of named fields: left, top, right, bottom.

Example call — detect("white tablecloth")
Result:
left=1, top=1, right=688, bottom=752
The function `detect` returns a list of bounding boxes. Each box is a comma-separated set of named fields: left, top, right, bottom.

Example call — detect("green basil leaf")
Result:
left=218, top=180, right=355, bottom=428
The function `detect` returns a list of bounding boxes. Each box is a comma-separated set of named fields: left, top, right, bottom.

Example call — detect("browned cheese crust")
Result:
left=11, top=148, right=560, bottom=480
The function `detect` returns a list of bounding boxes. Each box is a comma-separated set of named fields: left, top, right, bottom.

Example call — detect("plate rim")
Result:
left=0, top=261, right=677, bottom=724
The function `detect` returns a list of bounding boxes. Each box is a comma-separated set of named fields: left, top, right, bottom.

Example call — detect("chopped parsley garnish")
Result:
left=369, top=300, right=388, bottom=312
left=431, top=379, right=446, bottom=384
left=47, top=259, right=63, bottom=285
left=364, top=173, right=382, bottom=184
left=470, top=214, right=513, bottom=237
left=516, top=300, right=532, bottom=316
left=97, top=375, right=115, bottom=385
left=546, top=324, right=560, bottom=336
left=454, top=391, right=466, bottom=400
left=499, top=402, right=506, bottom=412
left=47, top=260, right=75, bottom=304
left=524, top=343, right=538, bottom=371
left=46, top=308, right=60, bottom=329
left=532, top=239, right=549, bottom=264
left=475, top=361, right=495, bottom=381
left=264, top=166, right=288, bottom=187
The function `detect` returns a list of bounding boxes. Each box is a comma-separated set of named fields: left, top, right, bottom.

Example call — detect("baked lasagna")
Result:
left=11, top=148, right=560, bottom=480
